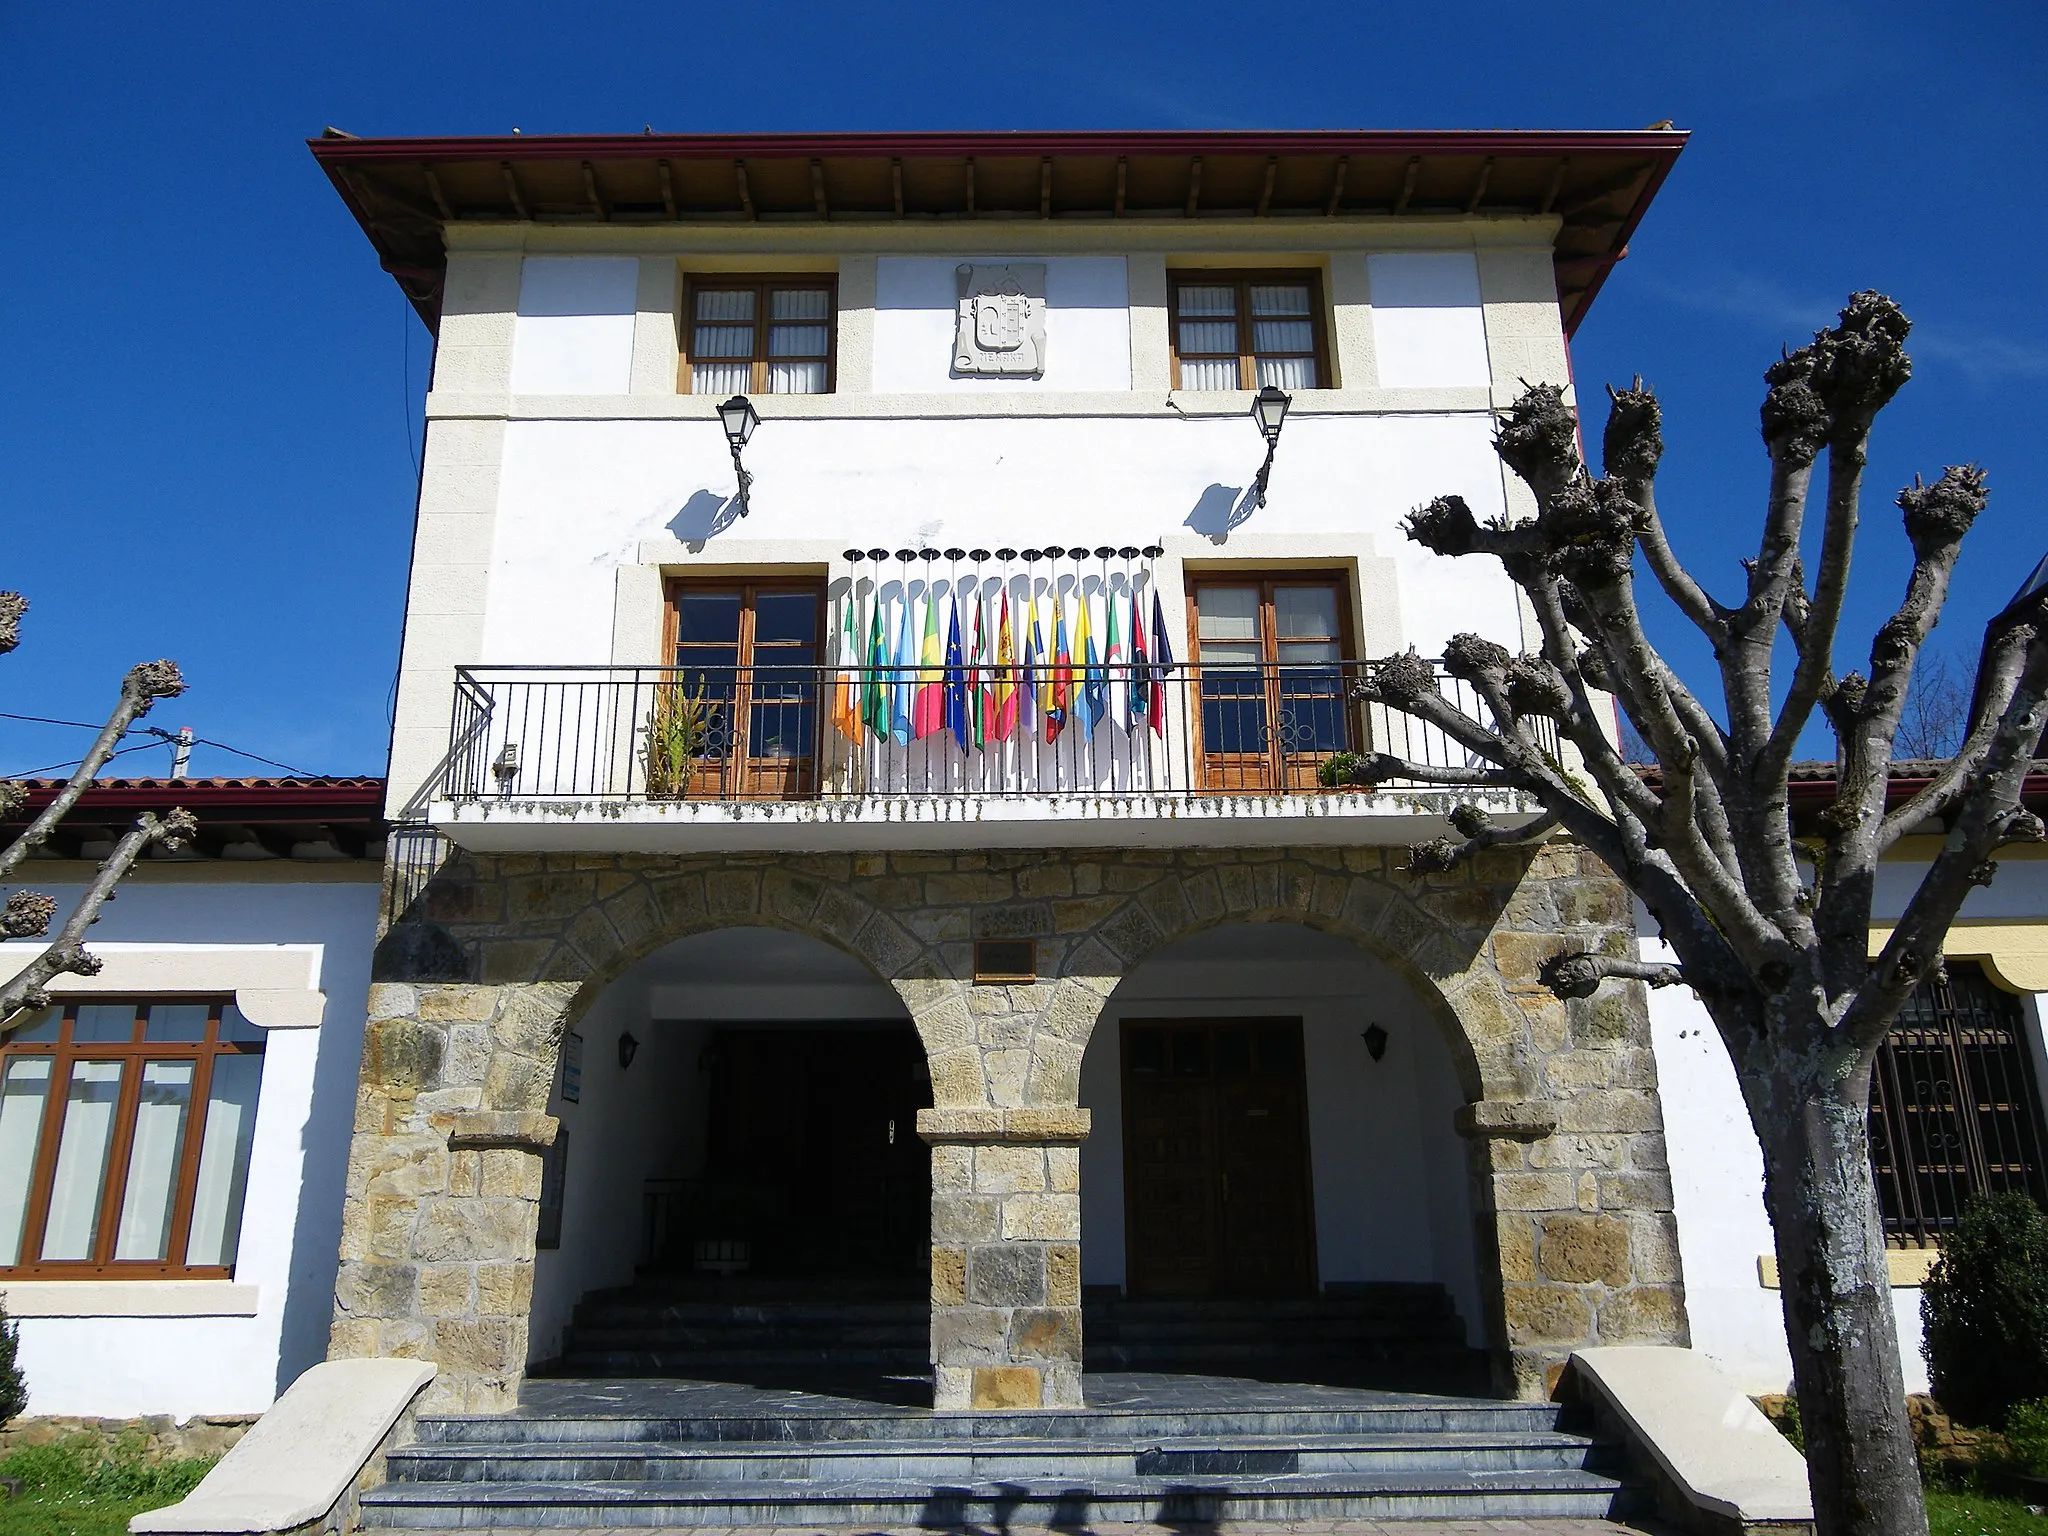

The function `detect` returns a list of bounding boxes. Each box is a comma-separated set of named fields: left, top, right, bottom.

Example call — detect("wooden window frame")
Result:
left=1185, top=572, right=1360, bottom=792
left=678, top=274, right=839, bottom=396
left=1167, top=269, right=1332, bottom=392
left=0, top=999, right=262, bottom=1281
left=662, top=579, right=828, bottom=801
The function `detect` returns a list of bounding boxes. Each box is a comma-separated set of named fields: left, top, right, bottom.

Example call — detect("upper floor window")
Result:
left=1170, top=272, right=1327, bottom=392
left=1869, top=961, right=2048, bottom=1247
left=1188, top=574, right=1354, bottom=791
left=683, top=277, right=836, bottom=396
left=0, top=1000, right=264, bottom=1278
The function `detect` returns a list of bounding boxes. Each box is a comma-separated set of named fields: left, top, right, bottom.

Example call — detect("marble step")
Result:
left=415, top=1402, right=1569, bottom=1447
left=359, top=1467, right=1643, bottom=1526
left=388, top=1429, right=1616, bottom=1484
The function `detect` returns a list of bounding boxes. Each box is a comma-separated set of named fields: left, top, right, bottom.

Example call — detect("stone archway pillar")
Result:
left=920, top=1108, right=1089, bottom=1410
left=329, top=980, right=574, bottom=1414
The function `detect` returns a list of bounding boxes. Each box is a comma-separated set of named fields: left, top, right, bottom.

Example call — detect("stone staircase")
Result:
left=360, top=1375, right=1646, bottom=1527
left=549, top=1277, right=1487, bottom=1393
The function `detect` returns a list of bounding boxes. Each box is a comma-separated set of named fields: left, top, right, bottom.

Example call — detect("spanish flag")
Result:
left=988, top=592, right=1017, bottom=743
left=832, top=595, right=861, bottom=742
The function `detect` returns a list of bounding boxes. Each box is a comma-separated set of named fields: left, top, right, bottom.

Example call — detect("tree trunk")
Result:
left=1760, top=1078, right=1928, bottom=1536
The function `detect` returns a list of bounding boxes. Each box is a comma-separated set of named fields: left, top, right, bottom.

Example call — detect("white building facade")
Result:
left=311, top=128, right=1709, bottom=1416
left=0, top=778, right=383, bottom=1418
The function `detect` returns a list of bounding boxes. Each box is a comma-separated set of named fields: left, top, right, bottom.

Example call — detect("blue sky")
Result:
left=1, top=3, right=2042, bottom=779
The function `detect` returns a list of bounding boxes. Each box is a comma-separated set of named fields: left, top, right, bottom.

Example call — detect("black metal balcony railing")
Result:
left=443, top=661, right=1546, bottom=803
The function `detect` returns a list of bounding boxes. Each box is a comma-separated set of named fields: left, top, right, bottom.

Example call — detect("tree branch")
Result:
left=0, top=809, right=198, bottom=1030
left=1404, top=806, right=1561, bottom=876
left=1540, top=950, right=1689, bottom=999
left=1603, top=380, right=1729, bottom=640
left=0, top=658, right=186, bottom=880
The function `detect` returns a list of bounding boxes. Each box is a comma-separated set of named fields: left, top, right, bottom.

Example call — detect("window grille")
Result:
left=1869, top=961, right=2048, bottom=1248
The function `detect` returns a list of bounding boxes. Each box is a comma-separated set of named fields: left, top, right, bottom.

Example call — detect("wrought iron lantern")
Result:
left=717, top=395, right=761, bottom=517
left=1249, top=385, right=1292, bottom=508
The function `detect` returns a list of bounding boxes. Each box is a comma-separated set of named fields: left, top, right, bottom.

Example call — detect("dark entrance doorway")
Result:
left=649, top=1025, right=930, bottom=1280
left=1121, top=1018, right=1317, bottom=1298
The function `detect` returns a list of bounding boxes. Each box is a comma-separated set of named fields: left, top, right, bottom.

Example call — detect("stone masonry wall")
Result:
left=334, top=840, right=1685, bottom=1412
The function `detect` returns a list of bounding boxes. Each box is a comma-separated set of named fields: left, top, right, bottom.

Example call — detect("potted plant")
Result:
left=642, top=678, right=721, bottom=798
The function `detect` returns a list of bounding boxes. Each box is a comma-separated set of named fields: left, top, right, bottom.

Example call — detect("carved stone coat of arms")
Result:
left=954, top=263, right=1047, bottom=377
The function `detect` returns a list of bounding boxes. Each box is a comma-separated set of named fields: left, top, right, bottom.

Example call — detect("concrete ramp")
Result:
left=1571, top=1346, right=1812, bottom=1532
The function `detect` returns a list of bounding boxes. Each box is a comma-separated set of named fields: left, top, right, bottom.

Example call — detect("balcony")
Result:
left=429, top=662, right=1551, bottom=852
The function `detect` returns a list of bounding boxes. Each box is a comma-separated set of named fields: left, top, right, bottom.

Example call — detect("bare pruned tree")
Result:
left=1896, top=646, right=1969, bottom=760
left=1335, top=294, right=2047, bottom=1536
left=0, top=593, right=195, bottom=1028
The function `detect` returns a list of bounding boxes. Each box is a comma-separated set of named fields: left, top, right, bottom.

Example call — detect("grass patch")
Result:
left=0, top=1437, right=213, bottom=1536
left=1929, top=1487, right=2048, bottom=1535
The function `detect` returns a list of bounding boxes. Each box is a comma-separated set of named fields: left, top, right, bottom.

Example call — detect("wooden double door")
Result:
left=1121, top=1018, right=1317, bottom=1298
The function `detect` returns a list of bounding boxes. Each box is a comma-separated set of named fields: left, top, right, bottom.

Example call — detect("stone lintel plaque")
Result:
left=1453, top=1101, right=1558, bottom=1142
left=917, top=1107, right=1090, bottom=1144
left=954, top=263, right=1046, bottom=377
left=443, top=1110, right=560, bottom=1151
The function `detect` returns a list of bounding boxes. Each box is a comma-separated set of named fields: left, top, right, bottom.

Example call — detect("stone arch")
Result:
left=1015, top=877, right=1509, bottom=1116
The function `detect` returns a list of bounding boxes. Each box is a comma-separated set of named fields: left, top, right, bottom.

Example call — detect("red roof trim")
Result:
left=310, top=127, right=1690, bottom=166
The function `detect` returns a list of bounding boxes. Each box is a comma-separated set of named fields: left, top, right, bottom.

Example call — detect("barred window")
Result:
left=1869, top=962, right=2048, bottom=1247
left=0, top=1000, right=264, bottom=1278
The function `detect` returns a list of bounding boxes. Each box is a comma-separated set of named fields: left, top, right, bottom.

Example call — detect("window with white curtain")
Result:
left=0, top=1001, right=263, bottom=1277
left=684, top=278, right=835, bottom=395
left=1170, top=271, right=1327, bottom=391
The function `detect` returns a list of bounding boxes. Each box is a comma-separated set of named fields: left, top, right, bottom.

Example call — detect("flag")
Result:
left=890, top=592, right=915, bottom=744
left=1105, top=588, right=1129, bottom=732
left=913, top=586, right=945, bottom=739
left=862, top=598, right=889, bottom=741
left=945, top=597, right=972, bottom=753
left=990, top=592, right=1017, bottom=743
left=970, top=592, right=988, bottom=749
left=833, top=595, right=861, bottom=742
left=1019, top=592, right=1041, bottom=736
left=1128, top=588, right=1151, bottom=734
left=1044, top=594, right=1072, bottom=742
left=1077, top=590, right=1104, bottom=735
left=1148, top=588, right=1173, bottom=736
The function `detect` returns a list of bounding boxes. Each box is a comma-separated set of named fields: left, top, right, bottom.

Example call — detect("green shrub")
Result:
left=2002, top=1399, right=2048, bottom=1479
left=1923, top=1192, right=2048, bottom=1426
left=0, top=1300, right=25, bottom=1427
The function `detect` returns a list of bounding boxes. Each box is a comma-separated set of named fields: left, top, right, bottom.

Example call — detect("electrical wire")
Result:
left=2, top=739, right=166, bottom=780
left=0, top=711, right=105, bottom=730
left=188, top=737, right=311, bottom=777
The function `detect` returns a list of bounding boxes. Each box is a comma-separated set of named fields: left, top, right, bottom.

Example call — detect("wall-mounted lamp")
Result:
left=490, top=742, right=521, bottom=793
left=1362, top=1023, right=1389, bottom=1062
left=717, top=395, right=761, bottom=517
left=617, top=1029, right=640, bottom=1070
left=1248, top=385, right=1292, bottom=509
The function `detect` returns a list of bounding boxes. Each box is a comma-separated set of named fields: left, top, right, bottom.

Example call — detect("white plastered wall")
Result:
left=0, top=873, right=379, bottom=1418
left=1647, top=853, right=2048, bottom=1395
left=386, top=218, right=1570, bottom=816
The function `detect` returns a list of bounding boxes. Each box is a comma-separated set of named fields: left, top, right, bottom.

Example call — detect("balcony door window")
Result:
left=664, top=582, right=823, bottom=800
left=0, top=1001, right=264, bottom=1279
left=1189, top=576, right=1354, bottom=791
left=1170, top=273, right=1328, bottom=392
left=683, top=278, right=836, bottom=396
